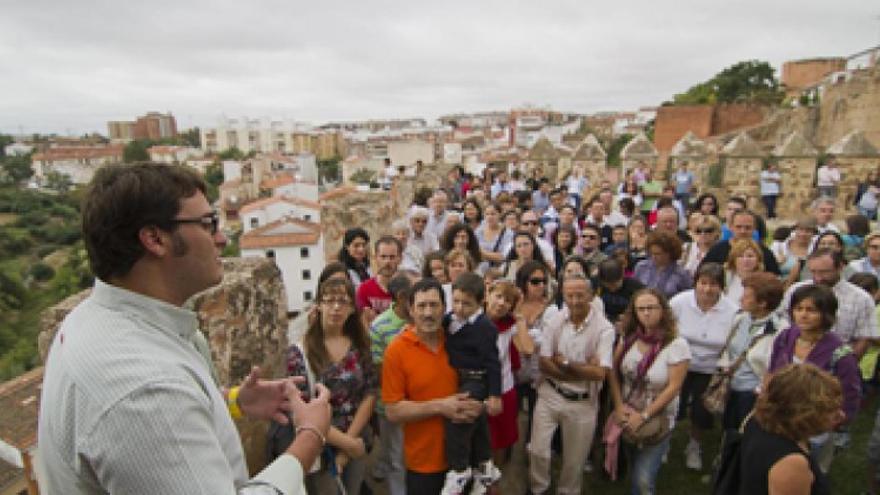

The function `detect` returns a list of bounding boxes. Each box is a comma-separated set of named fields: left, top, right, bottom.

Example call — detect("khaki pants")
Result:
left=528, top=381, right=598, bottom=495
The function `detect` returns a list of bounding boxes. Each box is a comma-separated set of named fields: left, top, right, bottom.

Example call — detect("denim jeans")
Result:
left=625, top=434, right=671, bottom=495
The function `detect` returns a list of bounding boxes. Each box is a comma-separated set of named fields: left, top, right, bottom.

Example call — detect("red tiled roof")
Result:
left=33, top=145, right=124, bottom=162
left=240, top=217, right=321, bottom=249
left=260, top=175, right=295, bottom=189
left=239, top=195, right=321, bottom=215
left=0, top=367, right=43, bottom=450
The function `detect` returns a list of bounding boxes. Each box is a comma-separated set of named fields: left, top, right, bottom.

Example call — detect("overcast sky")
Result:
left=1, top=0, right=877, bottom=135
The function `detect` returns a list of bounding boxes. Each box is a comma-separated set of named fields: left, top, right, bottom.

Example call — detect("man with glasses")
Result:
left=509, top=210, right=555, bottom=267
left=39, top=163, right=331, bottom=494
left=580, top=224, right=608, bottom=271
left=383, top=278, right=484, bottom=495
left=528, top=274, right=614, bottom=495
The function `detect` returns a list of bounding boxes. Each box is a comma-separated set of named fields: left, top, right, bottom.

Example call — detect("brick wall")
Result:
left=653, top=105, right=714, bottom=152
left=712, top=104, right=767, bottom=136
left=782, top=58, right=846, bottom=95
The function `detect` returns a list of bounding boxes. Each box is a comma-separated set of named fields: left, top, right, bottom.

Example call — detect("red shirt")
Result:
left=355, top=277, right=392, bottom=313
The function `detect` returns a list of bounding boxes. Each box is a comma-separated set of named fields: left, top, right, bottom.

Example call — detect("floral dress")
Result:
left=287, top=344, right=378, bottom=431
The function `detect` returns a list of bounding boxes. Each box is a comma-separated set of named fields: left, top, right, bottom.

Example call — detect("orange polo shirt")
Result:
left=381, top=325, right=458, bottom=473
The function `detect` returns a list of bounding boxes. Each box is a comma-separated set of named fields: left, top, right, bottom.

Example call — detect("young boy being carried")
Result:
left=441, top=272, right=503, bottom=495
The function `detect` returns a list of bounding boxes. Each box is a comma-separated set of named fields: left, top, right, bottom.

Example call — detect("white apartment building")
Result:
left=147, top=145, right=203, bottom=164
left=240, top=218, right=324, bottom=314
left=31, top=145, right=124, bottom=185
left=200, top=117, right=313, bottom=154
left=239, top=196, right=321, bottom=233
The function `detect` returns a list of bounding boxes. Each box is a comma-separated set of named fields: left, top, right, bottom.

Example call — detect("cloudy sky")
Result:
left=1, top=0, right=876, bottom=135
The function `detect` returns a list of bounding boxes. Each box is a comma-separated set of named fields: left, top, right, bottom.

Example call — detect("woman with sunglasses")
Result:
left=680, top=215, right=721, bottom=277
left=513, top=260, right=558, bottom=444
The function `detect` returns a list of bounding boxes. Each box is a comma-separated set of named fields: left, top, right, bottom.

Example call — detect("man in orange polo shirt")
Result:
left=383, top=278, right=484, bottom=494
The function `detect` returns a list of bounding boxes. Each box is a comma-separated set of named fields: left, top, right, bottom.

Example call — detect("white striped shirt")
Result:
left=38, top=280, right=304, bottom=494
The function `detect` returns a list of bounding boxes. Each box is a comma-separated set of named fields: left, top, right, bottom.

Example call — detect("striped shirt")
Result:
left=38, top=279, right=304, bottom=494
left=370, top=305, right=407, bottom=414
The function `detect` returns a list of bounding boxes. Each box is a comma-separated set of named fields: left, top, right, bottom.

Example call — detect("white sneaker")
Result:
left=685, top=441, right=702, bottom=471
left=474, top=460, right=502, bottom=486
left=440, top=468, right=472, bottom=495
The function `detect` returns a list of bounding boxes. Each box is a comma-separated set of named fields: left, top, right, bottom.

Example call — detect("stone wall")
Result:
left=38, top=257, right=289, bottom=476
left=712, top=104, right=768, bottom=137
left=817, top=66, right=880, bottom=149
left=321, top=161, right=454, bottom=261
left=775, top=157, right=817, bottom=219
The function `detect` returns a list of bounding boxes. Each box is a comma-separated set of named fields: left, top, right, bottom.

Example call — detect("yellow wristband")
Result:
left=228, top=386, right=243, bottom=420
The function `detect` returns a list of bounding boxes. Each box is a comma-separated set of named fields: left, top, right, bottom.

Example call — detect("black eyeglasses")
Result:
left=695, top=228, right=716, bottom=234
left=171, top=213, right=220, bottom=235
left=528, top=277, right=547, bottom=286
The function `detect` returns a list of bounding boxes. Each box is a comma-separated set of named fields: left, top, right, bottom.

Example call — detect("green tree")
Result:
left=0, top=134, right=13, bottom=157
left=1, top=154, right=33, bottom=184
left=123, top=140, right=150, bottom=163
left=44, top=171, right=73, bottom=193
left=204, top=163, right=224, bottom=203
left=180, top=127, right=201, bottom=147
left=673, top=60, right=784, bottom=106
left=317, top=156, right=341, bottom=183
left=606, top=134, right=634, bottom=167
left=218, top=147, right=245, bottom=160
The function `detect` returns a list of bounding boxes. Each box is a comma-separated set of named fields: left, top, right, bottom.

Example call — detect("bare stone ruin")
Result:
left=571, top=134, right=607, bottom=197
left=670, top=131, right=711, bottom=187
left=526, top=136, right=562, bottom=183
left=772, top=131, right=819, bottom=219
left=719, top=131, right=766, bottom=213
left=827, top=130, right=880, bottom=214
left=621, top=132, right=659, bottom=179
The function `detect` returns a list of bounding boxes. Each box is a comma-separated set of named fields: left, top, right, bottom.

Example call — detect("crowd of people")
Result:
left=35, top=161, right=880, bottom=495
left=316, top=162, right=880, bottom=495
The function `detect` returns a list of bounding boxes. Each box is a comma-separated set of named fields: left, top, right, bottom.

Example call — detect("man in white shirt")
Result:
left=760, top=163, right=781, bottom=219
left=529, top=275, right=614, bottom=495
left=817, top=160, right=842, bottom=199
left=38, top=163, right=331, bottom=494
left=812, top=197, right=840, bottom=234
left=599, top=188, right=628, bottom=227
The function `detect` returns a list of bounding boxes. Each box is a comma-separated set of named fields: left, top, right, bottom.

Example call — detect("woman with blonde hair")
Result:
left=681, top=215, right=721, bottom=276
left=725, top=239, right=765, bottom=309
left=736, top=363, right=841, bottom=495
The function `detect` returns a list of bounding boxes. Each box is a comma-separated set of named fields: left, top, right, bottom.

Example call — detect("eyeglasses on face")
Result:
left=171, top=213, right=220, bottom=235
left=321, top=298, right=352, bottom=308
left=695, top=228, right=716, bottom=234
left=528, top=277, right=547, bottom=286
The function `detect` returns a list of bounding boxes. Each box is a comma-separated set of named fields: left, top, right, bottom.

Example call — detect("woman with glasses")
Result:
left=276, top=277, right=376, bottom=493
left=633, top=230, right=692, bottom=299
left=338, top=228, right=372, bottom=291
left=608, top=288, right=691, bottom=495
left=680, top=215, right=721, bottom=277
left=513, top=260, right=558, bottom=444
